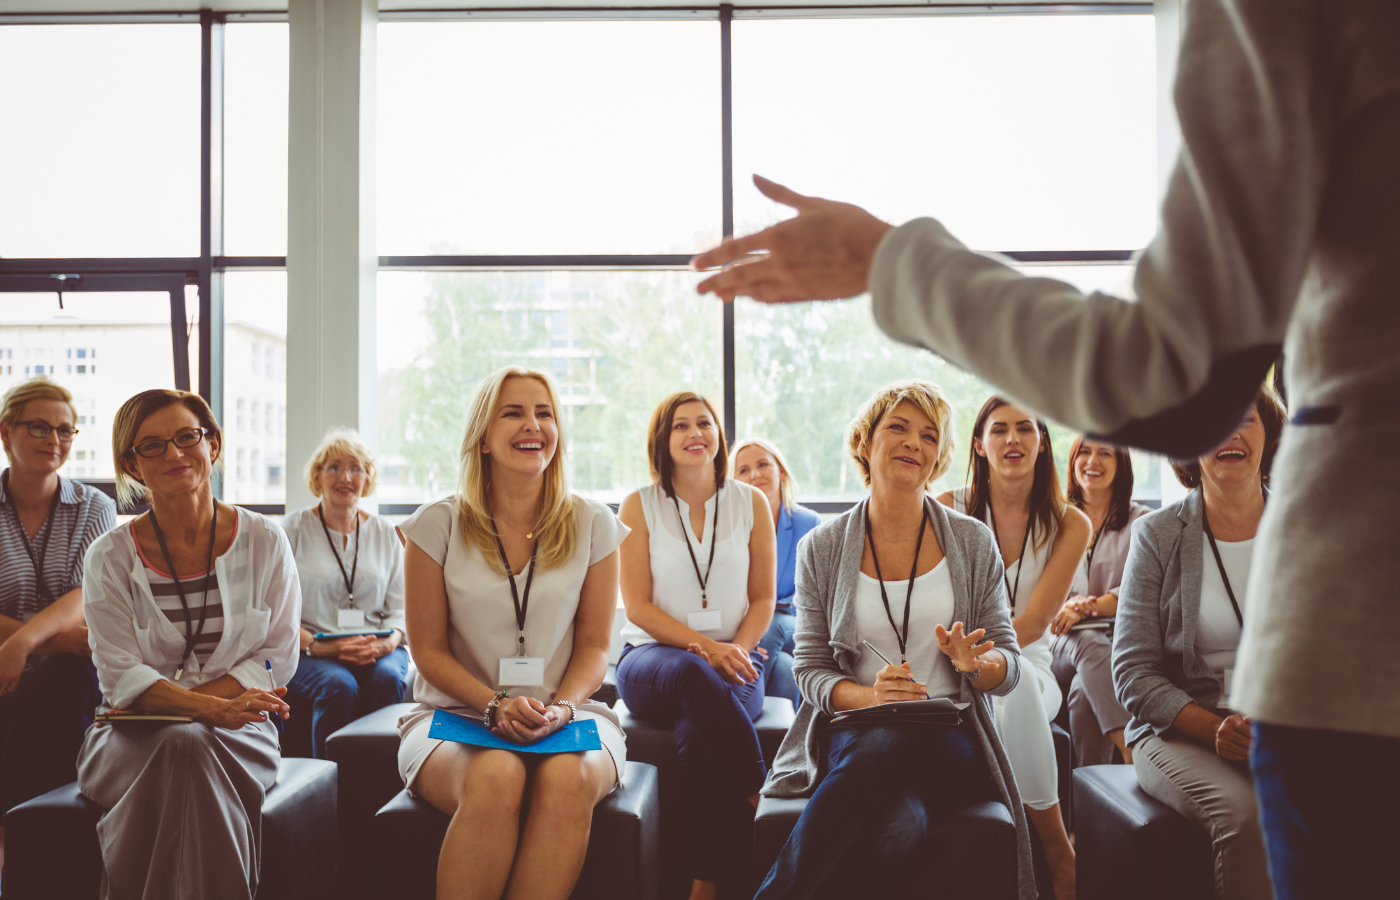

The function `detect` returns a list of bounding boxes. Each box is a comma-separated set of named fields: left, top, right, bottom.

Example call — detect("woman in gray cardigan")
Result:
left=1112, top=386, right=1285, bottom=900
left=757, top=381, right=1035, bottom=900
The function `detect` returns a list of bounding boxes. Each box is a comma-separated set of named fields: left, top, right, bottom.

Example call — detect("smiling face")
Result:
left=1073, top=438, right=1119, bottom=495
left=867, top=400, right=940, bottom=493
left=734, top=444, right=782, bottom=512
left=123, top=403, right=219, bottom=499
left=2, top=399, right=75, bottom=477
left=975, top=402, right=1043, bottom=480
left=481, top=375, right=558, bottom=481
left=668, top=400, right=719, bottom=472
left=1198, top=404, right=1265, bottom=492
left=317, top=455, right=368, bottom=509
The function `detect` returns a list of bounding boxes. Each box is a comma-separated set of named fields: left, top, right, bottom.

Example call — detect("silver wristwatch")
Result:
left=551, top=699, right=577, bottom=719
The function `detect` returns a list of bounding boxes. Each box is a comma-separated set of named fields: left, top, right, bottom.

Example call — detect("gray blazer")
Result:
left=1112, top=489, right=1229, bottom=746
left=762, top=496, right=1036, bottom=900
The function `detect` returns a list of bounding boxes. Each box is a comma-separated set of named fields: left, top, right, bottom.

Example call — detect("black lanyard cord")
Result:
left=1201, top=511, right=1245, bottom=627
left=493, top=531, right=537, bottom=656
left=864, top=504, right=929, bottom=664
left=672, top=491, right=721, bottom=609
left=5, top=474, right=63, bottom=604
left=988, top=504, right=1031, bottom=615
left=149, top=498, right=219, bottom=674
left=318, top=504, right=362, bottom=606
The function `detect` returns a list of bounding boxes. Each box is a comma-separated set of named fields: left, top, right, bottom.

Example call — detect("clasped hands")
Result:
left=687, top=639, right=767, bottom=685
left=1215, top=713, right=1253, bottom=762
left=100, top=686, right=291, bottom=730
left=873, top=623, right=996, bottom=705
left=310, top=633, right=396, bottom=666
left=1050, top=595, right=1098, bottom=636
left=491, top=696, right=574, bottom=745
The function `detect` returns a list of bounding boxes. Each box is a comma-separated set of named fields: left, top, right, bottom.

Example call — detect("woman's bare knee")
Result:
left=459, top=750, right=529, bottom=810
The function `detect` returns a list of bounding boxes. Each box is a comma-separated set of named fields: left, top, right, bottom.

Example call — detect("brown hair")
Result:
left=965, top=396, right=1065, bottom=552
left=647, top=392, right=727, bottom=499
left=0, top=377, right=77, bottom=462
left=1170, top=384, right=1287, bottom=490
left=112, top=390, right=223, bottom=507
left=847, top=379, right=956, bottom=490
left=1066, top=436, right=1135, bottom=533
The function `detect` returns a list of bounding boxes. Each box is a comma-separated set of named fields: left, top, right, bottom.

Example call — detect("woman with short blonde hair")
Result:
left=397, top=366, right=628, bottom=900
left=282, top=427, right=406, bottom=759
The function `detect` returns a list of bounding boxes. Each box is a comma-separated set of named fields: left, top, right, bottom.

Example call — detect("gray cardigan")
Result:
left=762, top=496, right=1036, bottom=900
left=1111, top=489, right=1230, bottom=746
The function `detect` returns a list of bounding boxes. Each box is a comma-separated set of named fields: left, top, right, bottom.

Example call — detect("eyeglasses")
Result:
left=13, top=420, right=78, bottom=442
left=130, top=427, right=210, bottom=460
left=324, top=464, right=366, bottom=477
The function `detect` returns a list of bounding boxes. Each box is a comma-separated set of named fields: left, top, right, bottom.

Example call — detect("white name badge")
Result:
left=499, top=657, right=546, bottom=686
left=687, top=609, right=723, bottom=632
left=338, top=609, right=366, bottom=629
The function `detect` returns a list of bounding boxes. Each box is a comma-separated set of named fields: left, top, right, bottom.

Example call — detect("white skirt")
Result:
left=992, top=634, right=1063, bottom=810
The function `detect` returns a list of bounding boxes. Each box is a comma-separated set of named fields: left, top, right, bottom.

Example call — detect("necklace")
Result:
left=870, top=530, right=920, bottom=543
left=497, top=514, right=538, bottom=541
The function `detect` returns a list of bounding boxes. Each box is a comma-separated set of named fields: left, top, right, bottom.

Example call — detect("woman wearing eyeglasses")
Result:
left=76, top=389, right=300, bottom=900
left=0, top=377, right=115, bottom=863
left=282, top=428, right=407, bottom=759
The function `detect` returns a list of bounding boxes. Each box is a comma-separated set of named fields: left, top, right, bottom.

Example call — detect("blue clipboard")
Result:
left=427, top=708, right=602, bottom=754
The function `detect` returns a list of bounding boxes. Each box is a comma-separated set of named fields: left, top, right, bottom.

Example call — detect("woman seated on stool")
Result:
left=283, top=427, right=407, bottom=759
left=1049, top=436, right=1151, bottom=766
left=78, top=389, right=300, bottom=900
left=758, top=380, right=1035, bottom=900
left=615, top=392, right=776, bottom=900
left=732, top=437, right=821, bottom=707
left=938, top=397, right=1089, bottom=900
left=398, top=366, right=627, bottom=900
left=0, top=377, right=115, bottom=871
left=1113, top=386, right=1285, bottom=900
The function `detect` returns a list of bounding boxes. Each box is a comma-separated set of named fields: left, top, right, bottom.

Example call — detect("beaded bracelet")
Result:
left=484, top=690, right=509, bottom=728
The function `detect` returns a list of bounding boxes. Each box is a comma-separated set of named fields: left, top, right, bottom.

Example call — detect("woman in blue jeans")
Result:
left=282, top=428, right=408, bottom=758
left=732, top=437, right=822, bottom=707
left=758, top=380, right=1036, bottom=900
left=616, top=391, right=776, bottom=900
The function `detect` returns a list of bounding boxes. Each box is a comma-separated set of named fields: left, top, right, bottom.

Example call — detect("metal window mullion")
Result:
left=200, top=10, right=227, bottom=498
left=720, top=4, right=736, bottom=445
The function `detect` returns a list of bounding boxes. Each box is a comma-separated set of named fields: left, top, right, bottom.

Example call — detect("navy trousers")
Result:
left=755, top=721, right=998, bottom=900
left=759, top=611, right=799, bottom=707
left=286, top=646, right=409, bottom=759
left=0, top=653, right=100, bottom=814
left=1252, top=721, right=1400, bottom=900
left=616, top=641, right=768, bottom=883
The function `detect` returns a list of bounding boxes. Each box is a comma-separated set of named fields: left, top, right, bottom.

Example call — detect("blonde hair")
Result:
left=847, top=380, right=956, bottom=489
left=111, top=390, right=223, bottom=508
left=731, top=437, right=798, bottom=512
left=304, top=427, right=378, bottom=498
left=458, top=367, right=578, bottom=576
left=1, top=377, right=77, bottom=463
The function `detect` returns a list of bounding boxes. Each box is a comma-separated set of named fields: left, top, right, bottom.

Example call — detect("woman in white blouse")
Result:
left=283, top=427, right=407, bottom=759
left=398, top=366, right=627, bottom=900
left=938, top=397, right=1089, bottom=900
left=615, top=392, right=776, bottom=900
left=78, top=389, right=300, bottom=900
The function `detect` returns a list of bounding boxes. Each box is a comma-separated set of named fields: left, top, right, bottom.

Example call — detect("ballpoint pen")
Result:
left=861, top=639, right=894, bottom=667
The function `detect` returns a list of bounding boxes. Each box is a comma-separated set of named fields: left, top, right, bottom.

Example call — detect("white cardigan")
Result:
left=82, top=507, right=302, bottom=710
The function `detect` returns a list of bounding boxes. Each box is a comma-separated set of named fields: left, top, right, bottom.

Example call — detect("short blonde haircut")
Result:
left=458, top=366, right=578, bottom=576
left=731, top=437, right=798, bottom=512
left=304, top=427, right=378, bottom=498
left=1, top=377, right=77, bottom=462
left=112, top=390, right=223, bottom=508
left=847, top=380, right=956, bottom=489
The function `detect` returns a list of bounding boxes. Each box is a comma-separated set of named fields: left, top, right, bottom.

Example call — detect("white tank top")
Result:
left=951, top=486, right=1055, bottom=618
left=621, top=481, right=754, bottom=645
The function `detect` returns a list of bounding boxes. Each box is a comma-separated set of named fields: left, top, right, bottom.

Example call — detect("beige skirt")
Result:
left=397, top=700, right=627, bottom=797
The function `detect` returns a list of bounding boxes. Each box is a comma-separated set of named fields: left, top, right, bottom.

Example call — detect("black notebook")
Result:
left=829, top=697, right=969, bottom=727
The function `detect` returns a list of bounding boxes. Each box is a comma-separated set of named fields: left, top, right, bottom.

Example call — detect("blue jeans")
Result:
left=1252, top=721, right=1400, bottom=900
left=0, top=653, right=100, bottom=812
left=759, top=611, right=799, bottom=707
left=286, top=647, right=409, bottom=758
left=616, top=642, right=767, bottom=882
left=755, top=721, right=997, bottom=900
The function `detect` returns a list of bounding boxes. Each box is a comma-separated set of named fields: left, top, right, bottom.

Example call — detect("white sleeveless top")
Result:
left=620, top=481, right=754, bottom=645
left=951, top=486, right=1055, bottom=618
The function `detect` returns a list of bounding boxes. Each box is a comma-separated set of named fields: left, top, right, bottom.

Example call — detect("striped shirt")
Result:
left=131, top=516, right=239, bottom=668
left=0, top=472, right=117, bottom=626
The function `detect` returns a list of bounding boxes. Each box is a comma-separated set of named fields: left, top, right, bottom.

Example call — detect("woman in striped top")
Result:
left=77, top=390, right=301, bottom=900
left=0, top=377, right=115, bottom=867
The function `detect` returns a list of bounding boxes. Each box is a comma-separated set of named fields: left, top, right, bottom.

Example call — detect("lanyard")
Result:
left=672, top=491, right=720, bottom=609
left=493, top=533, right=537, bottom=656
left=149, top=498, right=219, bottom=681
left=1202, top=512, right=1244, bottom=627
left=987, top=505, right=1030, bottom=615
left=4, top=475, right=63, bottom=605
left=863, top=504, right=929, bottom=664
left=317, top=504, right=361, bottom=606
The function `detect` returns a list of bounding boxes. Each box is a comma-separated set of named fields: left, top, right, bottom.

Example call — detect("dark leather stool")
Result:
left=754, top=795, right=1018, bottom=898
left=1073, top=765, right=1213, bottom=900
left=615, top=695, right=794, bottom=900
left=2, top=756, right=337, bottom=900
left=372, top=759, right=659, bottom=900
